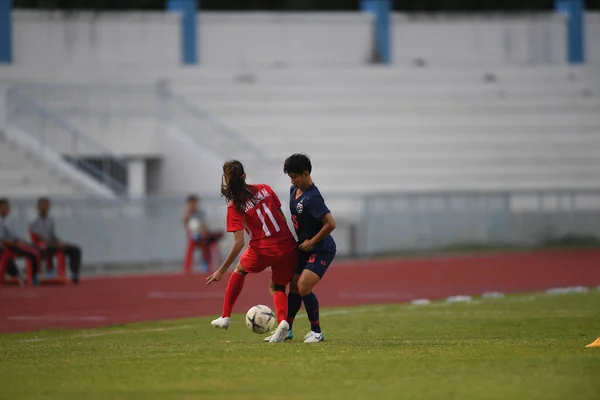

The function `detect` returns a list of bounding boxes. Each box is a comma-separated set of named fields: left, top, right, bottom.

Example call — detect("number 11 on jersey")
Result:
left=256, top=203, right=280, bottom=237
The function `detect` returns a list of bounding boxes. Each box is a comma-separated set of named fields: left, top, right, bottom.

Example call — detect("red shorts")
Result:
left=240, top=247, right=298, bottom=286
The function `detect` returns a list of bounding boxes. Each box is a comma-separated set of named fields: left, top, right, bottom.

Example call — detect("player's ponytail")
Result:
left=221, top=160, right=254, bottom=212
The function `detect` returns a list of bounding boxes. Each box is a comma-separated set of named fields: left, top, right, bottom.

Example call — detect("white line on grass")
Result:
left=339, top=292, right=414, bottom=300
left=320, top=306, right=387, bottom=317
left=19, top=325, right=193, bottom=343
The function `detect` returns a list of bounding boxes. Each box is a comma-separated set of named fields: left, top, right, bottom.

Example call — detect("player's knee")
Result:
left=234, top=264, right=248, bottom=275
left=289, top=276, right=300, bottom=295
left=297, top=282, right=313, bottom=297
left=272, top=283, right=286, bottom=292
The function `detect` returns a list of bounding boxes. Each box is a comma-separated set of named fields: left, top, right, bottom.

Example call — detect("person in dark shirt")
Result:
left=265, top=154, right=336, bottom=343
left=29, top=197, right=81, bottom=284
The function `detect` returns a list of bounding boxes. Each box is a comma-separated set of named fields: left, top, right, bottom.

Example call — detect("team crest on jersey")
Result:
left=296, top=201, right=304, bottom=214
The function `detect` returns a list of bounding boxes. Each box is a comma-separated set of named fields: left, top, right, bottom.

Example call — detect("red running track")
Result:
left=1, top=249, right=599, bottom=334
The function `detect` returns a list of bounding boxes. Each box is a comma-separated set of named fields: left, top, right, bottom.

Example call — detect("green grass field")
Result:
left=1, top=292, right=600, bottom=400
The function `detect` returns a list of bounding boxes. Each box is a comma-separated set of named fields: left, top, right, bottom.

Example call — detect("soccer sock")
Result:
left=302, top=292, right=321, bottom=333
left=286, top=292, right=302, bottom=329
left=272, top=291, right=288, bottom=324
left=221, top=272, right=245, bottom=318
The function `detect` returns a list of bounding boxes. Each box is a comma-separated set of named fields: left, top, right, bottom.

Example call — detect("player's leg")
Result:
left=287, top=251, right=309, bottom=329
left=267, top=249, right=298, bottom=343
left=298, top=270, right=323, bottom=341
left=268, top=281, right=288, bottom=325
left=287, top=274, right=302, bottom=323
left=264, top=274, right=299, bottom=342
left=211, top=262, right=247, bottom=329
left=297, top=252, right=336, bottom=343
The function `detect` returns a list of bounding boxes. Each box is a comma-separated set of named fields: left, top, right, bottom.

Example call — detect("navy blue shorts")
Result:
left=296, top=251, right=336, bottom=279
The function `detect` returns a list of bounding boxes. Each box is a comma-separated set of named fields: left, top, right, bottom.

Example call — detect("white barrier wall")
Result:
left=12, top=11, right=181, bottom=68
left=11, top=11, right=598, bottom=68
left=198, top=12, right=374, bottom=67
left=586, top=13, right=600, bottom=65
left=393, top=13, right=567, bottom=67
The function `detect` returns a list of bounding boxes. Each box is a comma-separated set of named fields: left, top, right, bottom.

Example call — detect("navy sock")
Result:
left=302, top=292, right=321, bottom=333
left=286, top=292, right=302, bottom=329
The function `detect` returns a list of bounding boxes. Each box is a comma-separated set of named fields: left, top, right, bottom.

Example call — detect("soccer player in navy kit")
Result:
left=265, top=153, right=336, bottom=343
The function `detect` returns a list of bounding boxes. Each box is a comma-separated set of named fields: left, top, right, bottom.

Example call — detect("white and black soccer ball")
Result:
left=245, top=305, right=276, bottom=334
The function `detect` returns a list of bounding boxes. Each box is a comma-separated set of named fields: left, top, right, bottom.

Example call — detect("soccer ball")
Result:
left=245, top=305, right=276, bottom=334
left=187, top=218, right=201, bottom=234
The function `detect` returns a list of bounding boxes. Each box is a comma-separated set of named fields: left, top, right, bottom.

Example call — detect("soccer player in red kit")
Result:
left=206, top=160, right=297, bottom=343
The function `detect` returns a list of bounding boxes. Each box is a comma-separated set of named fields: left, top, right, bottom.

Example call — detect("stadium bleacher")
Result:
left=172, top=67, right=600, bottom=193
left=1, top=66, right=599, bottom=198
left=0, top=130, right=96, bottom=198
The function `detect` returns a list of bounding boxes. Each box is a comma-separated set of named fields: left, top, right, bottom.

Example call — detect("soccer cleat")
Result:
left=304, top=331, right=324, bottom=343
left=264, top=329, right=294, bottom=342
left=211, top=317, right=230, bottom=329
left=268, top=320, right=290, bottom=343
left=585, top=337, right=600, bottom=348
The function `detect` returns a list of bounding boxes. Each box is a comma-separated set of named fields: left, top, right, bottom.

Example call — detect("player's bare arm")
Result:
left=206, top=229, right=245, bottom=285
left=299, top=213, right=336, bottom=251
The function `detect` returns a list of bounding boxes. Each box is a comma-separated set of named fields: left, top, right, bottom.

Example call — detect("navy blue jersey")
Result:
left=289, top=184, right=336, bottom=253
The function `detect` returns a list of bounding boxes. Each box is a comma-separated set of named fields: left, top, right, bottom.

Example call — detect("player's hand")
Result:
left=206, top=270, right=225, bottom=285
left=299, top=239, right=314, bottom=252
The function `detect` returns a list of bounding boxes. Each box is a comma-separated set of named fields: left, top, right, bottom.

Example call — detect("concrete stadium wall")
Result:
left=198, top=12, right=374, bottom=67
left=9, top=11, right=600, bottom=68
left=586, top=13, right=600, bottom=65
left=392, top=13, right=567, bottom=67
left=12, top=11, right=181, bottom=68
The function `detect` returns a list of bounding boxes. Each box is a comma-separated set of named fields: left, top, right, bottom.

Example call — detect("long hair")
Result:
left=221, top=160, right=254, bottom=212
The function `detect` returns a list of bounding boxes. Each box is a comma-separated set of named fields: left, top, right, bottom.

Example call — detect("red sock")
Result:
left=221, top=272, right=245, bottom=318
left=272, top=291, right=288, bottom=324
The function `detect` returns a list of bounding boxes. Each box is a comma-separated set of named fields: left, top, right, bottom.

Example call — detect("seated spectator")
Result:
left=182, top=195, right=223, bottom=272
left=182, top=194, right=209, bottom=244
left=29, top=197, right=82, bottom=284
left=0, top=198, right=41, bottom=285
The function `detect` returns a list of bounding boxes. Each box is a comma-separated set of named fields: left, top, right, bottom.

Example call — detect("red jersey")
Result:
left=226, top=184, right=297, bottom=257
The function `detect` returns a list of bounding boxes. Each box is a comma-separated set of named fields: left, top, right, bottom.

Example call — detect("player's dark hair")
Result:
left=186, top=194, right=198, bottom=203
left=283, top=153, right=312, bottom=175
left=0, top=198, right=8, bottom=206
left=221, top=160, right=254, bottom=212
left=37, top=197, right=50, bottom=205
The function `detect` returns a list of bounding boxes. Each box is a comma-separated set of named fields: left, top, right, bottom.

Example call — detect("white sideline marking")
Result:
left=19, top=325, right=193, bottom=343
left=339, top=292, right=413, bottom=300
left=320, top=310, right=350, bottom=316
left=446, top=295, right=472, bottom=303
left=411, top=299, right=431, bottom=306
left=321, top=306, right=387, bottom=317
left=148, top=291, right=223, bottom=299
left=482, top=292, right=505, bottom=299
left=8, top=315, right=106, bottom=322
left=15, top=288, right=597, bottom=343
left=546, top=286, right=588, bottom=295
